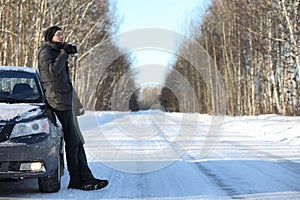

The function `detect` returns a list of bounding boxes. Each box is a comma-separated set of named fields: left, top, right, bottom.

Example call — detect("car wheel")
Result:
left=38, top=157, right=61, bottom=193
left=60, top=152, right=65, bottom=177
left=60, top=140, right=65, bottom=176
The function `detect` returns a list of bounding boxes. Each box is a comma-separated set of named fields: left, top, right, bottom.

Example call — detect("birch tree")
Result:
left=162, top=0, right=299, bottom=116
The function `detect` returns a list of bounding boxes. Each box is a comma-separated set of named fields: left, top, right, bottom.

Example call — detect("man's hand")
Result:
left=64, top=43, right=78, bottom=55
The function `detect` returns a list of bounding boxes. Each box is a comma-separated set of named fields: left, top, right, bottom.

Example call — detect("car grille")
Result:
left=0, top=161, right=21, bottom=172
left=0, top=124, right=14, bottom=143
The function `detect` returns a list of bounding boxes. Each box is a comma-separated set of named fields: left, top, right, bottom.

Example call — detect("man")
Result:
left=37, top=26, right=108, bottom=191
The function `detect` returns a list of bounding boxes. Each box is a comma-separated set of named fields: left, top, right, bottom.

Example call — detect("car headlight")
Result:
left=10, top=118, right=50, bottom=139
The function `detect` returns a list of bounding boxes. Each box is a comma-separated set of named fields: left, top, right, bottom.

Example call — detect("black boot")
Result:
left=68, top=182, right=82, bottom=190
left=81, top=178, right=109, bottom=190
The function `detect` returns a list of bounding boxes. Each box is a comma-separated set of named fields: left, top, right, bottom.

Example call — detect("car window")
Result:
left=0, top=71, right=43, bottom=103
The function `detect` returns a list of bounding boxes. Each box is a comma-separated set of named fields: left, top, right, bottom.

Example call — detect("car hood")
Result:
left=0, top=103, right=45, bottom=122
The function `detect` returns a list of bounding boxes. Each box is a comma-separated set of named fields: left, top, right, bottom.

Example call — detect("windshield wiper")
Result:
left=0, top=96, right=26, bottom=103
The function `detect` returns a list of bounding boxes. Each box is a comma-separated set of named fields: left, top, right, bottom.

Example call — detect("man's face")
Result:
left=52, top=30, right=65, bottom=43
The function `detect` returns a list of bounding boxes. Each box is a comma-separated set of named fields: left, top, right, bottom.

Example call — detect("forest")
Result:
left=161, top=0, right=300, bottom=116
left=0, top=0, right=299, bottom=116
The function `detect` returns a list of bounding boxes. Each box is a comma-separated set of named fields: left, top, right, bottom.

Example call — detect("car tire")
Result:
left=60, top=152, right=65, bottom=177
left=38, top=157, right=61, bottom=193
left=60, top=140, right=65, bottom=177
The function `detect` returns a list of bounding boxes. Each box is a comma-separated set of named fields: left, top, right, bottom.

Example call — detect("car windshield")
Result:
left=0, top=70, right=43, bottom=103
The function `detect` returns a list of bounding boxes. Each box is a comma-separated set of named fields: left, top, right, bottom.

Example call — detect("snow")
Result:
left=0, top=103, right=42, bottom=121
left=222, top=114, right=300, bottom=145
left=0, top=110, right=300, bottom=199
left=0, top=66, right=38, bottom=74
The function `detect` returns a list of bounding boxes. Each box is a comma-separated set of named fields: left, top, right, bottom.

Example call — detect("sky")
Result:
left=111, top=0, right=211, bottom=86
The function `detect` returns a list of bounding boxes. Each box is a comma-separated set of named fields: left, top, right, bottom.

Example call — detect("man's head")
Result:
left=44, top=26, right=64, bottom=43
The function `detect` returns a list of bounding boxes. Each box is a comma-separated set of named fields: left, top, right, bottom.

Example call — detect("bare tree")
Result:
left=162, top=0, right=299, bottom=116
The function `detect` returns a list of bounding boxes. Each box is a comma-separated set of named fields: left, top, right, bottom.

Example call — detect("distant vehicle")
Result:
left=0, top=66, right=64, bottom=193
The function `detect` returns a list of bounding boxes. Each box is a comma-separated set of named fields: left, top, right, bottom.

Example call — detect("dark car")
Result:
left=0, top=66, right=64, bottom=193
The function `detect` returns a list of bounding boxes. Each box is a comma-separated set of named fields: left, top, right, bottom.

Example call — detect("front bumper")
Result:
left=0, top=129, right=62, bottom=179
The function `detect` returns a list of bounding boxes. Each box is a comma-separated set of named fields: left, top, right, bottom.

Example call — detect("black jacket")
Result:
left=37, top=41, right=82, bottom=111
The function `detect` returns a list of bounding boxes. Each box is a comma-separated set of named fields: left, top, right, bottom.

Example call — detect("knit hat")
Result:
left=44, top=26, right=62, bottom=41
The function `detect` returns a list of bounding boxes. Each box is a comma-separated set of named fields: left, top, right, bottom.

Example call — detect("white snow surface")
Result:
left=0, top=103, right=41, bottom=121
left=0, top=66, right=38, bottom=74
left=0, top=110, right=300, bottom=199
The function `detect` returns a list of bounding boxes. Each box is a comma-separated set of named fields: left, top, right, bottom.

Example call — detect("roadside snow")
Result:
left=222, top=114, right=300, bottom=145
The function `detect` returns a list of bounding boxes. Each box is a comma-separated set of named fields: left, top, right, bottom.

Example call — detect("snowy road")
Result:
left=0, top=111, right=300, bottom=199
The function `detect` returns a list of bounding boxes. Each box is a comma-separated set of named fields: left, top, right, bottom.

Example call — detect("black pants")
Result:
left=54, top=109, right=94, bottom=184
